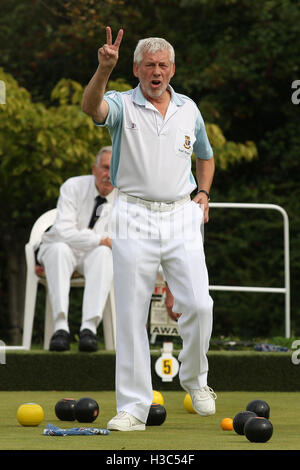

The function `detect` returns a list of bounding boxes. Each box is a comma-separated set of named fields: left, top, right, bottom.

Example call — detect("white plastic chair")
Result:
left=22, top=209, right=116, bottom=351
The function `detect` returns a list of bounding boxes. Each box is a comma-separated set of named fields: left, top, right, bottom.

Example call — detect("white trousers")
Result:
left=38, top=242, right=113, bottom=332
left=111, top=196, right=213, bottom=423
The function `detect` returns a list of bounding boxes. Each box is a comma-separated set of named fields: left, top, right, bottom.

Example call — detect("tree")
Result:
left=0, top=67, right=257, bottom=343
left=0, top=69, right=112, bottom=343
left=2, top=0, right=299, bottom=338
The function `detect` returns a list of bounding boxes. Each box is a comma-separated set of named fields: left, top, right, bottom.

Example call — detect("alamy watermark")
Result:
left=96, top=197, right=205, bottom=242
left=0, top=340, right=6, bottom=364
left=0, top=80, right=6, bottom=104
left=291, top=80, right=300, bottom=105
left=291, top=340, right=300, bottom=365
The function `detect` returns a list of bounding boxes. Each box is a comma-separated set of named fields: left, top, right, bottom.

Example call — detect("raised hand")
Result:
left=82, top=27, right=124, bottom=121
left=98, top=26, right=124, bottom=71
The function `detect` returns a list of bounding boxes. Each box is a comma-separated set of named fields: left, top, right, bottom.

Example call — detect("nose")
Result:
left=153, top=65, right=161, bottom=76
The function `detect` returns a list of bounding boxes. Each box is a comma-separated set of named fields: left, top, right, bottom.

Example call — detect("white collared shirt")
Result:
left=94, top=84, right=213, bottom=202
left=41, top=175, right=117, bottom=253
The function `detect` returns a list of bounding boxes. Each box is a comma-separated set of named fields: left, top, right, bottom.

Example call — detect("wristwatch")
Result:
left=197, top=189, right=210, bottom=201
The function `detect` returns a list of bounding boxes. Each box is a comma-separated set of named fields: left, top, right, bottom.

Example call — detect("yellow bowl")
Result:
left=183, top=393, right=196, bottom=414
left=17, top=402, right=44, bottom=426
left=152, top=390, right=164, bottom=406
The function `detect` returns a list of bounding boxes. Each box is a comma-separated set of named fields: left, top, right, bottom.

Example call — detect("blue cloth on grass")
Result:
left=43, top=423, right=110, bottom=436
left=254, top=343, right=288, bottom=352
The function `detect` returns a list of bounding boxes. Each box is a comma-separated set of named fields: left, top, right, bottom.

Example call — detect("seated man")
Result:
left=37, top=146, right=116, bottom=352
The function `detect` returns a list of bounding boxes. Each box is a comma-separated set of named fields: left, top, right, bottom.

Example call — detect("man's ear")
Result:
left=133, top=62, right=139, bottom=78
left=171, top=63, right=175, bottom=79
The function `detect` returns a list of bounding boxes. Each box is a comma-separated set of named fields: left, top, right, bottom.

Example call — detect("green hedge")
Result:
left=0, top=350, right=298, bottom=392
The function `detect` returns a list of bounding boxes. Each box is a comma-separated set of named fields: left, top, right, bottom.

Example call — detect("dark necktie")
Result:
left=88, top=195, right=107, bottom=228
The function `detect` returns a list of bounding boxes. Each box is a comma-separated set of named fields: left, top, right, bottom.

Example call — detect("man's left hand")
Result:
left=165, top=284, right=181, bottom=321
left=192, top=192, right=210, bottom=223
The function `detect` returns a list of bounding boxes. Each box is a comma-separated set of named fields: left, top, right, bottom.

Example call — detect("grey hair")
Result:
left=133, top=37, right=175, bottom=65
left=95, top=145, right=112, bottom=165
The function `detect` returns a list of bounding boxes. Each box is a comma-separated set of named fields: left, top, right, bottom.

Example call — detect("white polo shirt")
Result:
left=95, top=84, right=213, bottom=202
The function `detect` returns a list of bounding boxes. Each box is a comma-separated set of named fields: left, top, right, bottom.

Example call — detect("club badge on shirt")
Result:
left=184, top=135, right=192, bottom=150
left=175, top=128, right=195, bottom=158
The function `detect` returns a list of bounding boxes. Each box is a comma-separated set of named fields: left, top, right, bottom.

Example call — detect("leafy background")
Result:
left=0, top=0, right=299, bottom=344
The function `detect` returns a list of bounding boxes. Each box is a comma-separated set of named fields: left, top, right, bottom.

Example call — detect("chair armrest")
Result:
left=25, top=243, right=37, bottom=273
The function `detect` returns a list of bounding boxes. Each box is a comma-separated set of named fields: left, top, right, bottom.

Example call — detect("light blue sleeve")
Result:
left=193, top=109, right=213, bottom=160
left=93, top=91, right=123, bottom=128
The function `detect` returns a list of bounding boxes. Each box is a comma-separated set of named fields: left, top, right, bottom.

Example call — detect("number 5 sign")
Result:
left=155, top=342, right=179, bottom=382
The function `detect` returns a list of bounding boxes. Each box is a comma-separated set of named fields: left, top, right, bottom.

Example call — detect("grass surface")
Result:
left=0, top=390, right=300, bottom=451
